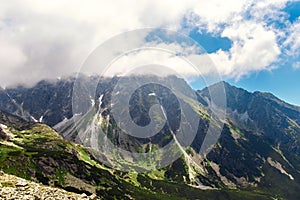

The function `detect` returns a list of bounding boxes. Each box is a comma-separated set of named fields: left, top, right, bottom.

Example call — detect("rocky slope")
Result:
left=0, top=109, right=273, bottom=200
left=0, top=171, right=98, bottom=200
left=0, top=76, right=299, bottom=199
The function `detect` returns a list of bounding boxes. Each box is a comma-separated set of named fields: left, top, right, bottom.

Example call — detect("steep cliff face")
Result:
left=0, top=76, right=299, bottom=199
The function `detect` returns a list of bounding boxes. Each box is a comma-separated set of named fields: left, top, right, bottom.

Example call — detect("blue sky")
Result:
left=225, top=65, right=300, bottom=106
left=187, top=1, right=300, bottom=106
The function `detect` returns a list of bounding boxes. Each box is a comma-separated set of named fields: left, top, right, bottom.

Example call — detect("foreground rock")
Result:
left=0, top=171, right=100, bottom=200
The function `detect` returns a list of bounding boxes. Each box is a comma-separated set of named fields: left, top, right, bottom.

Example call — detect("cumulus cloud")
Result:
left=187, top=0, right=290, bottom=79
left=211, top=21, right=281, bottom=79
left=0, top=0, right=297, bottom=86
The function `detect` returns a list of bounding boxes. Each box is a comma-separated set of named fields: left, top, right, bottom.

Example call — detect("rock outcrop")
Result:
left=0, top=171, right=100, bottom=200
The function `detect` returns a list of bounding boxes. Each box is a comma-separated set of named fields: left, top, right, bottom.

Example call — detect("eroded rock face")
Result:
left=0, top=77, right=300, bottom=199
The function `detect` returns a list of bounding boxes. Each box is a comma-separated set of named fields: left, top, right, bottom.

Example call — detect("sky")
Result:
left=0, top=0, right=300, bottom=105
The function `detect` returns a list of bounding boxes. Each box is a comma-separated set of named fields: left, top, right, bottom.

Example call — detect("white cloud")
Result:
left=187, top=0, right=287, bottom=79
left=211, top=21, right=281, bottom=79
left=103, top=42, right=207, bottom=77
left=106, top=49, right=198, bottom=77
left=250, top=0, right=288, bottom=19
left=282, top=17, right=300, bottom=71
left=0, top=0, right=296, bottom=86
left=192, top=0, right=250, bottom=32
left=0, top=0, right=196, bottom=87
left=293, top=62, right=300, bottom=69
left=284, top=19, right=300, bottom=55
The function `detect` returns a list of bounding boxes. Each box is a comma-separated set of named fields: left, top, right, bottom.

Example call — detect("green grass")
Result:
left=0, top=122, right=287, bottom=200
left=54, top=168, right=67, bottom=185
left=227, top=122, right=245, bottom=138
left=1, top=181, right=15, bottom=187
left=147, top=169, right=166, bottom=180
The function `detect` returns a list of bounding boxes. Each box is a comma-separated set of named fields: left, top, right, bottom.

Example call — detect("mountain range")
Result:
left=0, top=75, right=299, bottom=200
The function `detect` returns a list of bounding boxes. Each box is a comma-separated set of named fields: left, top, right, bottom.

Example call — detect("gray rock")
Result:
left=89, top=194, right=97, bottom=200
left=81, top=193, right=88, bottom=198
left=16, top=179, right=28, bottom=187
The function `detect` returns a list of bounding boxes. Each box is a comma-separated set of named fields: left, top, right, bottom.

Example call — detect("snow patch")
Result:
left=148, top=92, right=156, bottom=96
left=30, top=116, right=38, bottom=123
left=39, top=116, right=43, bottom=123
left=90, top=96, right=95, bottom=106
left=98, top=94, right=104, bottom=108
left=0, top=124, right=7, bottom=129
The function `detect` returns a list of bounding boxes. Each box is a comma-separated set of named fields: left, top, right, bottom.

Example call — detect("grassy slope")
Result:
left=0, top=122, right=274, bottom=200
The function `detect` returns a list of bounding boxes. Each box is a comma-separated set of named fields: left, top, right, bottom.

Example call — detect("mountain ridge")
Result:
left=0, top=75, right=299, bottom=199
left=0, top=108, right=273, bottom=200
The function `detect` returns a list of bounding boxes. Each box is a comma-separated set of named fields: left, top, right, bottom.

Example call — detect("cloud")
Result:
left=103, top=42, right=207, bottom=77
left=284, top=19, right=300, bottom=55
left=0, top=0, right=297, bottom=86
left=293, top=62, right=300, bottom=69
left=285, top=19, right=300, bottom=70
left=211, top=21, right=281, bottom=79
left=0, top=0, right=195, bottom=87
left=192, top=0, right=250, bottom=32
left=187, top=0, right=288, bottom=79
